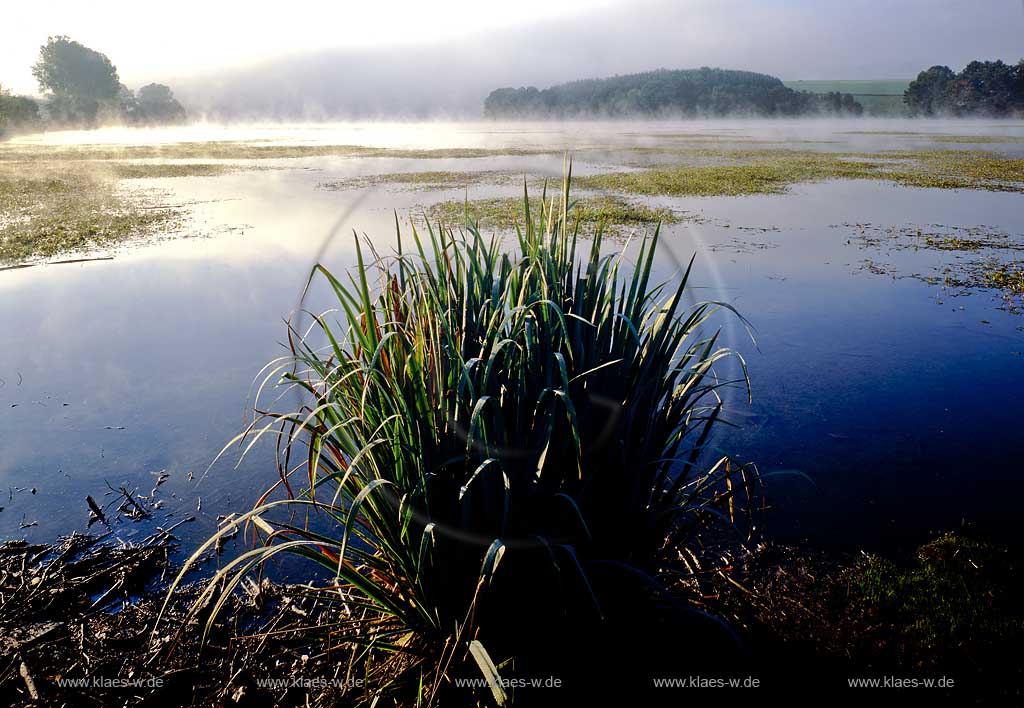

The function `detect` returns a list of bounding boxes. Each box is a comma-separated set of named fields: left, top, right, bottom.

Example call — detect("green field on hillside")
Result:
left=784, top=79, right=910, bottom=115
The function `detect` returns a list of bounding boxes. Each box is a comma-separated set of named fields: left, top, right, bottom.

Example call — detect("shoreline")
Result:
left=2, top=528, right=1019, bottom=705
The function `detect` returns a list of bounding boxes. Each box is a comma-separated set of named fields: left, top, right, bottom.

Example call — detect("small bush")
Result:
left=168, top=174, right=756, bottom=705
left=852, top=533, right=1023, bottom=665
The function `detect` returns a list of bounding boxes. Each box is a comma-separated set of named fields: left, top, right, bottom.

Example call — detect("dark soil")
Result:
left=1, top=534, right=358, bottom=707
left=2, top=530, right=1020, bottom=707
left=702, top=534, right=1024, bottom=704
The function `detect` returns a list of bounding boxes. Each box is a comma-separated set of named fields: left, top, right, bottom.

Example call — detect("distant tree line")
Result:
left=904, top=60, right=1024, bottom=116
left=484, top=68, right=863, bottom=119
left=0, top=84, right=41, bottom=136
left=1, top=36, right=186, bottom=138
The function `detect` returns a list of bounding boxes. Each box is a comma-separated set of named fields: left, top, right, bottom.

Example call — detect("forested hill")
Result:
left=484, top=68, right=862, bottom=118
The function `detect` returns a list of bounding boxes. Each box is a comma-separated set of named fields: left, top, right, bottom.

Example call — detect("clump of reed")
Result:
left=166, top=171, right=757, bottom=705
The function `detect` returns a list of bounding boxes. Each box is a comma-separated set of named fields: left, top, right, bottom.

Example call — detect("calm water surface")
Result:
left=2, top=120, right=1022, bottom=554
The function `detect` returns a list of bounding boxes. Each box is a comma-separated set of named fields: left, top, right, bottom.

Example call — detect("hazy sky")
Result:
left=0, top=0, right=619, bottom=94
left=3, top=0, right=1023, bottom=104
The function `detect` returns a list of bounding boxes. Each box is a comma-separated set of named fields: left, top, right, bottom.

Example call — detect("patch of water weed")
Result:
left=424, top=194, right=679, bottom=235
left=708, top=237, right=779, bottom=254
left=840, top=222, right=1024, bottom=253
left=839, top=222, right=1024, bottom=312
left=882, top=150, right=1024, bottom=191
left=0, top=162, right=181, bottom=264
left=106, top=163, right=245, bottom=179
left=318, top=169, right=516, bottom=192
left=580, top=149, right=1024, bottom=196
left=948, top=260, right=1024, bottom=312
left=577, top=153, right=884, bottom=196
left=984, top=263, right=1024, bottom=294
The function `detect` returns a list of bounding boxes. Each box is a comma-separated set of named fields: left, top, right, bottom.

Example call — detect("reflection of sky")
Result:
left=1, top=120, right=1023, bottom=554
left=673, top=182, right=1024, bottom=551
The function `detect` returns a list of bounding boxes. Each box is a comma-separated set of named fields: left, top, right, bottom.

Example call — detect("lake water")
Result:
left=2, top=119, right=1023, bottom=555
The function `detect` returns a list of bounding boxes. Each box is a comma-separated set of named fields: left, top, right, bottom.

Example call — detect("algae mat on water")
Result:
left=577, top=149, right=1024, bottom=197
left=0, top=162, right=182, bottom=265
left=425, top=194, right=680, bottom=236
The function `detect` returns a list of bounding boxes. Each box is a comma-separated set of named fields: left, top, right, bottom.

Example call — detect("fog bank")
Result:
left=166, top=0, right=1024, bottom=120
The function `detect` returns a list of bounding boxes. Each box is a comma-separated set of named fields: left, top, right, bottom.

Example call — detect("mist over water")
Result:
left=151, top=0, right=1024, bottom=121
left=12, top=116, right=1024, bottom=150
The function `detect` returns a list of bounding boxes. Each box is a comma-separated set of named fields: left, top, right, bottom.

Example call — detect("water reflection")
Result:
left=1, top=120, right=1022, bottom=555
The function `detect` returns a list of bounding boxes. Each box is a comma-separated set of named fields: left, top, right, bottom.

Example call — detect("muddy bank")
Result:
left=2, top=529, right=1021, bottom=706
left=0, top=534, right=357, bottom=707
left=705, top=533, right=1024, bottom=700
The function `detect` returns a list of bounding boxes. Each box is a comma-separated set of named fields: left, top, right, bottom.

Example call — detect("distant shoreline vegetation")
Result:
left=784, top=80, right=909, bottom=116
left=905, top=60, right=1024, bottom=117
left=484, top=68, right=865, bottom=119
left=1, top=36, right=187, bottom=139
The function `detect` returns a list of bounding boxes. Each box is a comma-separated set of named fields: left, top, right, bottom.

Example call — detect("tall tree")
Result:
left=905, top=60, right=1024, bottom=116
left=946, top=60, right=1019, bottom=115
left=134, top=83, right=186, bottom=124
left=904, top=65, right=956, bottom=115
left=32, top=36, right=121, bottom=125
